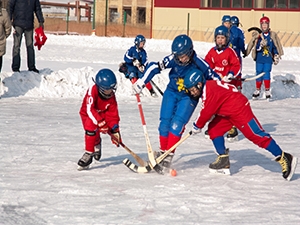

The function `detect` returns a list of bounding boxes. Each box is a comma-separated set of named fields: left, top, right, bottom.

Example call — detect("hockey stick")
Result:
left=123, top=131, right=192, bottom=173
left=248, top=27, right=265, bottom=40
left=131, top=78, right=162, bottom=173
left=109, top=132, right=147, bottom=166
left=229, top=72, right=265, bottom=82
left=120, top=142, right=147, bottom=166
left=150, top=80, right=164, bottom=96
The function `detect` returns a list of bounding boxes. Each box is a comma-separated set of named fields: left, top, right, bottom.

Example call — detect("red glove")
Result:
left=110, top=125, right=122, bottom=147
left=98, top=120, right=109, bottom=133
left=34, top=27, right=47, bottom=50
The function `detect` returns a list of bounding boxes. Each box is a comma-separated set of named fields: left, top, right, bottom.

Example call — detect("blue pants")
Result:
left=159, top=89, right=198, bottom=137
left=256, top=63, right=272, bottom=81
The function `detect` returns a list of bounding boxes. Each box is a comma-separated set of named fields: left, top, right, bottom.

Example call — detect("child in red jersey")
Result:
left=78, top=68, right=121, bottom=170
left=204, top=25, right=241, bottom=142
left=184, top=68, right=297, bottom=181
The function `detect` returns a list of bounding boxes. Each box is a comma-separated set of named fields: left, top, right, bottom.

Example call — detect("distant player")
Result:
left=77, top=69, right=121, bottom=170
left=184, top=68, right=297, bottom=181
left=204, top=25, right=241, bottom=142
left=245, top=16, right=284, bottom=99
left=120, top=35, right=156, bottom=97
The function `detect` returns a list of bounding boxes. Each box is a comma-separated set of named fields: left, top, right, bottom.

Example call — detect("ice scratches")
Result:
left=1, top=204, right=47, bottom=225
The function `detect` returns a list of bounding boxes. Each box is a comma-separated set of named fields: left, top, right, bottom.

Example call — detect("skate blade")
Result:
left=227, top=136, right=238, bottom=143
left=286, top=157, right=298, bottom=181
left=77, top=165, right=90, bottom=171
left=209, top=168, right=231, bottom=175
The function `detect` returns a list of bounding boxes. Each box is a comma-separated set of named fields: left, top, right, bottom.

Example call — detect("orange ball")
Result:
left=170, top=169, right=177, bottom=176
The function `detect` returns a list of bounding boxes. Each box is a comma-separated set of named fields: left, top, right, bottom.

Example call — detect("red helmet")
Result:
left=260, top=16, right=270, bottom=24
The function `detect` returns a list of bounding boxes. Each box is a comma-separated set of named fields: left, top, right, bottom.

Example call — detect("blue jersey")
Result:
left=256, top=33, right=278, bottom=64
left=124, top=45, right=148, bottom=67
left=141, top=52, right=220, bottom=96
left=229, top=26, right=245, bottom=58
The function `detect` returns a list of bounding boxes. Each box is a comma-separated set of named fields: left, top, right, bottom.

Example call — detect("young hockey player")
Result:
left=120, top=34, right=156, bottom=97
left=132, top=34, right=221, bottom=173
left=184, top=68, right=297, bottom=181
left=221, top=15, right=231, bottom=29
left=77, top=68, right=121, bottom=170
left=245, top=16, right=284, bottom=99
left=229, top=15, right=246, bottom=90
left=204, top=25, right=241, bottom=142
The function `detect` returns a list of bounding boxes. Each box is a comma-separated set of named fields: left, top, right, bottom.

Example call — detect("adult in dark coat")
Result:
left=9, top=0, right=44, bottom=73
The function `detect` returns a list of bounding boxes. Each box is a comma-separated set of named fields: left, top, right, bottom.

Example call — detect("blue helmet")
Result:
left=184, top=68, right=205, bottom=89
left=171, top=34, right=194, bottom=66
left=134, top=35, right=146, bottom=48
left=214, top=25, right=230, bottom=46
left=222, top=15, right=231, bottom=24
left=94, top=69, right=117, bottom=98
left=230, top=16, right=239, bottom=26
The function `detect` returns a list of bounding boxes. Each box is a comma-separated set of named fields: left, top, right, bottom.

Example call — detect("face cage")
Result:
left=173, top=50, right=194, bottom=66
left=98, top=86, right=116, bottom=99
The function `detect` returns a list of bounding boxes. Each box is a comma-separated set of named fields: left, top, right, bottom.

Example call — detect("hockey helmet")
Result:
left=94, top=69, right=117, bottom=99
left=134, top=35, right=146, bottom=49
left=184, top=68, right=206, bottom=89
left=171, top=34, right=194, bottom=66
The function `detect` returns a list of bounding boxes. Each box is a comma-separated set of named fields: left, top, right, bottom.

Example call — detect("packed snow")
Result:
left=0, top=34, right=299, bottom=224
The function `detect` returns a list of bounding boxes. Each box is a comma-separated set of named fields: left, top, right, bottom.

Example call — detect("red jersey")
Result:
left=79, top=84, right=120, bottom=129
left=204, top=46, right=241, bottom=79
left=195, top=80, right=248, bottom=129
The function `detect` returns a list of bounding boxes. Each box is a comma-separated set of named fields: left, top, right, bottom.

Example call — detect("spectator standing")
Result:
left=0, top=0, right=11, bottom=72
left=9, top=0, right=44, bottom=73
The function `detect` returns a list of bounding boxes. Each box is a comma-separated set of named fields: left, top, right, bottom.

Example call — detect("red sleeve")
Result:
left=103, top=96, right=120, bottom=130
left=204, top=48, right=214, bottom=69
left=228, top=48, right=241, bottom=77
left=195, top=82, right=219, bottom=129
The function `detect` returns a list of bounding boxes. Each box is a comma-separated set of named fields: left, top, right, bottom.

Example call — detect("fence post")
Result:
left=122, top=11, right=127, bottom=37
left=66, top=7, right=69, bottom=34
left=187, top=13, right=190, bottom=36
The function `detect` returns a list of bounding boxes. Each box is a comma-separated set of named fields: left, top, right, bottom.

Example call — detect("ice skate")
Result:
left=157, top=151, right=174, bottom=174
left=209, top=151, right=230, bottom=175
left=226, top=127, right=238, bottom=142
left=149, top=89, right=158, bottom=98
left=94, top=140, right=102, bottom=161
left=275, top=152, right=298, bottom=181
left=265, top=89, right=271, bottom=99
left=77, top=151, right=93, bottom=170
left=204, top=130, right=210, bottom=139
left=252, top=89, right=260, bottom=99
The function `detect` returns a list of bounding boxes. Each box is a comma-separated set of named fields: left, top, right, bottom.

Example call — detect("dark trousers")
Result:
left=12, top=26, right=36, bottom=71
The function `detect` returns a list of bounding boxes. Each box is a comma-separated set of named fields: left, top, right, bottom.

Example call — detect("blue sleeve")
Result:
left=124, top=47, right=135, bottom=64
left=141, top=50, right=148, bottom=66
left=193, top=55, right=221, bottom=81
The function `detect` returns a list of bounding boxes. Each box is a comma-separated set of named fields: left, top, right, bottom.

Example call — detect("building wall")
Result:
left=95, top=0, right=151, bottom=26
left=152, top=8, right=300, bottom=46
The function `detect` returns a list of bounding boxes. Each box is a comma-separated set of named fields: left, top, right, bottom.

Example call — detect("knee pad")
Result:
left=85, top=130, right=96, bottom=136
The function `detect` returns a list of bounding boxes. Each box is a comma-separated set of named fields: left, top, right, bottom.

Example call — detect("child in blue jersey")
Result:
left=121, top=35, right=156, bottom=97
left=229, top=16, right=246, bottom=90
left=246, top=16, right=284, bottom=99
left=132, top=34, right=221, bottom=172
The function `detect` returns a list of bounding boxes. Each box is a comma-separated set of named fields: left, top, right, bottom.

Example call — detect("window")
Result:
left=290, top=0, right=299, bottom=8
left=137, top=7, right=146, bottom=24
left=123, top=7, right=131, bottom=24
left=222, top=0, right=230, bottom=7
left=199, top=0, right=299, bottom=9
left=109, top=8, right=119, bottom=23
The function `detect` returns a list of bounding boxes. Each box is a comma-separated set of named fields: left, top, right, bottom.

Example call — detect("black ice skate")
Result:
left=204, top=130, right=210, bottom=139
left=265, top=90, right=271, bottom=99
left=209, top=151, right=230, bottom=175
left=275, top=152, right=298, bottom=181
left=149, top=88, right=158, bottom=98
left=94, top=139, right=102, bottom=161
left=252, top=89, right=260, bottom=99
left=157, top=151, right=174, bottom=174
left=226, top=127, right=238, bottom=142
left=77, top=152, right=93, bottom=170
